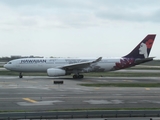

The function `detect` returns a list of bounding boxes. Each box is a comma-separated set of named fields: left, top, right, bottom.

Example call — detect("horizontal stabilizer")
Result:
left=135, top=57, right=155, bottom=65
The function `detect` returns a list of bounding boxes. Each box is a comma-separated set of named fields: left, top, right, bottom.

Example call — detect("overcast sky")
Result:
left=0, top=0, right=160, bottom=58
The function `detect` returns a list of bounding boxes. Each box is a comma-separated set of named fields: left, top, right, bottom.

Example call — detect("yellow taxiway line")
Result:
left=145, top=88, right=150, bottom=90
left=23, top=98, right=37, bottom=103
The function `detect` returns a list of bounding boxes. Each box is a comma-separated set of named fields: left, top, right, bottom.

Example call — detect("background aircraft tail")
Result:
left=123, top=34, right=156, bottom=59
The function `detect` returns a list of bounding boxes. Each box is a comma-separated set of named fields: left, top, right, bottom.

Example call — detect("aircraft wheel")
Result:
left=73, top=75, right=84, bottom=79
left=19, top=73, right=23, bottom=78
left=73, top=75, right=78, bottom=79
left=79, top=75, right=84, bottom=79
left=19, top=75, right=23, bottom=78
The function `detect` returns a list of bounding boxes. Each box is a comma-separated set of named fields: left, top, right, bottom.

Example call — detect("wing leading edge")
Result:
left=60, top=57, right=102, bottom=70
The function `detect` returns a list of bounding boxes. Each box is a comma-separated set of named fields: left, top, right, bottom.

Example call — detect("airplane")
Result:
left=4, top=34, right=156, bottom=79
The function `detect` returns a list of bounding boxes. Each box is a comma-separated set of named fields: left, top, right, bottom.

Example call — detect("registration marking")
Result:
left=23, top=98, right=37, bottom=103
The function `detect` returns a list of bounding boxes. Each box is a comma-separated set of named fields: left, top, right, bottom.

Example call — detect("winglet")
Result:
left=93, top=57, right=102, bottom=63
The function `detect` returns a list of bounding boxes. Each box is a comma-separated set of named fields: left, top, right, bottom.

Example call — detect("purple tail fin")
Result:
left=123, top=34, right=156, bottom=59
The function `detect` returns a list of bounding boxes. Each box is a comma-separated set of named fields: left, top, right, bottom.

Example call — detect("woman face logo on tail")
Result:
left=139, top=39, right=154, bottom=58
left=139, top=42, right=148, bottom=58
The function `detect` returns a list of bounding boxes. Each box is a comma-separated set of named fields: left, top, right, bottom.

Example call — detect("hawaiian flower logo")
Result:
left=114, top=58, right=135, bottom=70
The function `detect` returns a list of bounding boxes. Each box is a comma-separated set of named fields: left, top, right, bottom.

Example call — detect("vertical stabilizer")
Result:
left=123, top=34, right=156, bottom=59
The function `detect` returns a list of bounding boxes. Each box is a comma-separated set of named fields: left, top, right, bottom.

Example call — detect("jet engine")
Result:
left=47, top=68, right=66, bottom=76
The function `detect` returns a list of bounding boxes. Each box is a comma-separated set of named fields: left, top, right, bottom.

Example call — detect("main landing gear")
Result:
left=73, top=74, right=84, bottom=79
left=19, top=72, right=23, bottom=78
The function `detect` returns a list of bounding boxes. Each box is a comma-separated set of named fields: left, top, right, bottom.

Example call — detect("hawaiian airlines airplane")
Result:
left=4, top=34, right=156, bottom=79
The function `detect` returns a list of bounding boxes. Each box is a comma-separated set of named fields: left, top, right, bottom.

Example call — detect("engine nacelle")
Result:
left=47, top=68, right=66, bottom=77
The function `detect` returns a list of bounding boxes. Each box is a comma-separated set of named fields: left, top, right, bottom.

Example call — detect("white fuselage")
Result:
left=4, top=57, right=121, bottom=73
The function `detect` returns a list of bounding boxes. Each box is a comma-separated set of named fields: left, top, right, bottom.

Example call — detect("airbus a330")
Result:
left=4, top=34, right=156, bottom=79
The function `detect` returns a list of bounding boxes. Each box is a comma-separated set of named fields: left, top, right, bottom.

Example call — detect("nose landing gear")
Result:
left=19, top=72, right=23, bottom=78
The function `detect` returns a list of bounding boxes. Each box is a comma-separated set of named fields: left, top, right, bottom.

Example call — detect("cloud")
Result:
left=96, top=8, right=156, bottom=23
left=94, top=0, right=160, bottom=23
left=0, top=0, right=160, bottom=31
left=0, top=0, right=159, bottom=58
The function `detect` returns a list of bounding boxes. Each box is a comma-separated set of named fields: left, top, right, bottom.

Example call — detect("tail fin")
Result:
left=123, top=34, right=156, bottom=59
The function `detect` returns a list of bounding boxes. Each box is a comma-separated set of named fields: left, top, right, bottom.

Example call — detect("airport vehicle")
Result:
left=4, top=34, right=156, bottom=78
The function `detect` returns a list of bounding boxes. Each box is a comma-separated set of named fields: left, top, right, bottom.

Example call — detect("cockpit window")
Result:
left=7, top=62, right=12, bottom=64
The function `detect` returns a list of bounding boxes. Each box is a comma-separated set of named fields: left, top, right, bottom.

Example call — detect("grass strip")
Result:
left=80, top=83, right=160, bottom=87
left=84, top=72, right=160, bottom=77
left=0, top=71, right=47, bottom=76
left=49, top=108, right=160, bottom=111
left=127, top=67, right=160, bottom=70
left=1, top=108, right=160, bottom=113
left=0, top=71, right=160, bottom=77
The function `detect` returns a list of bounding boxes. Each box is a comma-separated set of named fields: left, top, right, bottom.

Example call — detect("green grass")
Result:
left=49, top=108, right=160, bottom=111
left=1, top=108, right=160, bottom=112
left=0, top=71, right=160, bottom=77
left=0, top=71, right=47, bottom=76
left=84, top=72, right=160, bottom=77
left=0, top=71, right=19, bottom=75
left=127, top=67, right=160, bottom=70
left=51, top=108, right=160, bottom=111
left=80, top=83, right=160, bottom=87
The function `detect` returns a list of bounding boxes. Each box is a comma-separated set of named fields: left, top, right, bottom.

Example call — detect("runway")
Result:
left=0, top=76, right=160, bottom=112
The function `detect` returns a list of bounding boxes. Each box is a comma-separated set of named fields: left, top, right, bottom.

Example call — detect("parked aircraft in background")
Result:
left=4, top=34, right=156, bottom=79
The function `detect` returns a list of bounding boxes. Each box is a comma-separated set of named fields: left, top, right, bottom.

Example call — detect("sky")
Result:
left=0, top=0, right=160, bottom=58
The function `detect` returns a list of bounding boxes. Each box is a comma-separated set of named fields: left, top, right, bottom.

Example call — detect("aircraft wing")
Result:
left=59, top=57, right=102, bottom=70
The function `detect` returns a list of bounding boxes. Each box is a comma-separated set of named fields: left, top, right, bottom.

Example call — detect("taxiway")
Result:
left=0, top=76, right=160, bottom=111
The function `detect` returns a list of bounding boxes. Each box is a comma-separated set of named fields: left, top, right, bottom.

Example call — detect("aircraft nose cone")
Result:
left=4, top=64, right=7, bottom=68
left=4, top=64, right=9, bottom=70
